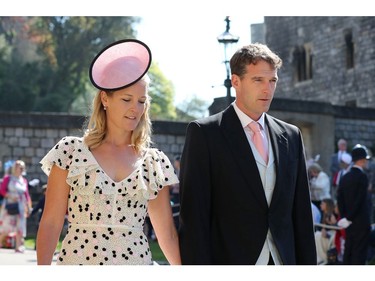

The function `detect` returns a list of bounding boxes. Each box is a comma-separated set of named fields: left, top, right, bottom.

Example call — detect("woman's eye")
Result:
left=122, top=99, right=131, bottom=102
left=138, top=101, right=146, bottom=104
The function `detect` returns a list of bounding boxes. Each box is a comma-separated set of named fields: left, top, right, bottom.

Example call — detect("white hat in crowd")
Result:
left=341, top=153, right=352, bottom=165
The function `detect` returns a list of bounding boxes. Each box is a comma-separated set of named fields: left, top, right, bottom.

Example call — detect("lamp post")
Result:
left=217, top=16, right=239, bottom=107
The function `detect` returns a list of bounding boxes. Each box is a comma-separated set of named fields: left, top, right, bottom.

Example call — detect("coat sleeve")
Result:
left=293, top=129, right=317, bottom=264
left=178, top=121, right=212, bottom=264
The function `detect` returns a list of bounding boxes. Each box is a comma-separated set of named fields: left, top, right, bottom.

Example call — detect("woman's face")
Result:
left=14, top=162, right=25, bottom=175
left=320, top=201, right=327, bottom=212
left=102, top=80, right=148, bottom=133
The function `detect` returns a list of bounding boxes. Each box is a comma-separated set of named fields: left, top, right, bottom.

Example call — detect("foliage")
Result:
left=149, top=239, right=167, bottom=263
left=148, top=62, right=177, bottom=120
left=0, top=16, right=180, bottom=120
left=176, top=94, right=209, bottom=121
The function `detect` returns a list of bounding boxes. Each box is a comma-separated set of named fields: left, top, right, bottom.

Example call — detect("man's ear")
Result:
left=231, top=74, right=240, bottom=88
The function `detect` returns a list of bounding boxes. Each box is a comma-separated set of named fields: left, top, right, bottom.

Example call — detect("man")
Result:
left=335, top=153, right=352, bottom=185
left=178, top=43, right=317, bottom=265
left=330, top=138, right=348, bottom=186
left=337, top=144, right=371, bottom=265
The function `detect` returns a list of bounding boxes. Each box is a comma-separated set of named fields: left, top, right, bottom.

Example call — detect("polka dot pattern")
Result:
left=40, top=136, right=179, bottom=265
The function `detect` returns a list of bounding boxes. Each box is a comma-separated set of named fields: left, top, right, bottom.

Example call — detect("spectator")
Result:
left=365, top=155, right=375, bottom=227
left=308, top=163, right=331, bottom=209
left=333, top=203, right=346, bottom=264
left=330, top=139, right=348, bottom=186
left=332, top=152, right=352, bottom=200
left=170, top=155, right=181, bottom=205
left=337, top=144, right=371, bottom=265
left=30, top=184, right=47, bottom=223
left=170, top=155, right=181, bottom=229
left=311, top=202, right=322, bottom=226
left=314, top=198, right=337, bottom=265
left=0, top=160, right=32, bottom=253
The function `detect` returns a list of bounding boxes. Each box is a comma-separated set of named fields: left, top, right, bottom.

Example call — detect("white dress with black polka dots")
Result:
left=40, top=136, right=179, bottom=265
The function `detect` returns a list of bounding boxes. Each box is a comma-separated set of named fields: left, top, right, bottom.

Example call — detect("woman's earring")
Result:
left=103, top=105, right=107, bottom=111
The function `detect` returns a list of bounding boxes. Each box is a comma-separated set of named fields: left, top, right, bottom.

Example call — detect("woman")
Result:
left=0, top=160, right=32, bottom=253
left=308, top=163, right=331, bottom=208
left=314, top=198, right=337, bottom=265
left=36, top=39, right=181, bottom=265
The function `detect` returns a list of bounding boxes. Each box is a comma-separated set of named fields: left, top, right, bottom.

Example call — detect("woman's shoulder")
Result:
left=56, top=136, right=84, bottom=146
left=52, top=136, right=85, bottom=152
left=145, top=147, right=168, bottom=158
left=135, top=147, right=178, bottom=199
left=144, top=147, right=175, bottom=166
left=40, top=136, right=86, bottom=174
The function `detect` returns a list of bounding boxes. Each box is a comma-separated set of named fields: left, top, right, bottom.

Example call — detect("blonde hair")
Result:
left=308, top=163, right=323, bottom=174
left=11, top=160, right=26, bottom=175
left=83, top=75, right=152, bottom=153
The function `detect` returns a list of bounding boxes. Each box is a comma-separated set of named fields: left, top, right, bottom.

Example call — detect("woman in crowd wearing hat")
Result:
left=36, top=39, right=181, bottom=265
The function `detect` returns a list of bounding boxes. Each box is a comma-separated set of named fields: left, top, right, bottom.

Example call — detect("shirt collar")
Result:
left=232, top=101, right=266, bottom=130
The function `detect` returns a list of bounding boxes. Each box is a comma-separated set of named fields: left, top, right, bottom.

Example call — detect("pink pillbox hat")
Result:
left=89, top=39, right=152, bottom=91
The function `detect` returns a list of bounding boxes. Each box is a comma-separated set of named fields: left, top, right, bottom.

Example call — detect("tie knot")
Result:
left=249, top=122, right=261, bottom=133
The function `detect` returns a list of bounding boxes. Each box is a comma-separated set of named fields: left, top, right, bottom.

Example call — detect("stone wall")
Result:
left=3, top=101, right=375, bottom=237
left=269, top=98, right=375, bottom=175
left=0, top=112, right=187, bottom=181
left=264, top=16, right=375, bottom=109
left=0, top=111, right=187, bottom=236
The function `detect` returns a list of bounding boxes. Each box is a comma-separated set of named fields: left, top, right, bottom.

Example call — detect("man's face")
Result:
left=338, top=142, right=347, bottom=151
left=232, top=60, right=278, bottom=121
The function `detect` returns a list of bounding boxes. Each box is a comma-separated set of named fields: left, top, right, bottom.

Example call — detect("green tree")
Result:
left=148, top=62, right=177, bottom=120
left=0, top=16, right=179, bottom=120
left=0, top=16, right=139, bottom=112
left=0, top=17, right=41, bottom=111
left=32, top=16, right=139, bottom=113
left=176, top=94, right=209, bottom=121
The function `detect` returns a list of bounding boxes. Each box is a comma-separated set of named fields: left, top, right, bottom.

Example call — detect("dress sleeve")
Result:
left=40, top=136, right=79, bottom=176
left=133, top=149, right=179, bottom=200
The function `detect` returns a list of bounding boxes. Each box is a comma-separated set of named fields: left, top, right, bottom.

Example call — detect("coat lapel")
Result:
left=220, top=106, right=268, bottom=209
left=265, top=115, right=288, bottom=208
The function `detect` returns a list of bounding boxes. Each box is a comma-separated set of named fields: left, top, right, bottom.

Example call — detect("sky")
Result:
left=135, top=15, right=264, bottom=107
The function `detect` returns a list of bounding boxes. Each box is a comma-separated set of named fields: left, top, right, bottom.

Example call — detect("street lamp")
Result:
left=217, top=16, right=239, bottom=106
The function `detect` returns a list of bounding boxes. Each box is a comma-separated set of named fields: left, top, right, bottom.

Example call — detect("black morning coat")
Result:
left=178, top=105, right=317, bottom=265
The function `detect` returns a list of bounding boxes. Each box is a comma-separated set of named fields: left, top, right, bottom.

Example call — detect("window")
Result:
left=344, top=29, right=354, bottom=69
left=293, top=43, right=313, bottom=82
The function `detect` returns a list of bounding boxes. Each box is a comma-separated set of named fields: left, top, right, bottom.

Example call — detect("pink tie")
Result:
left=249, top=122, right=268, bottom=163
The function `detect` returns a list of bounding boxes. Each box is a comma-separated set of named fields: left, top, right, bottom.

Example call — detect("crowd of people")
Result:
left=0, top=37, right=375, bottom=266
left=308, top=138, right=375, bottom=265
